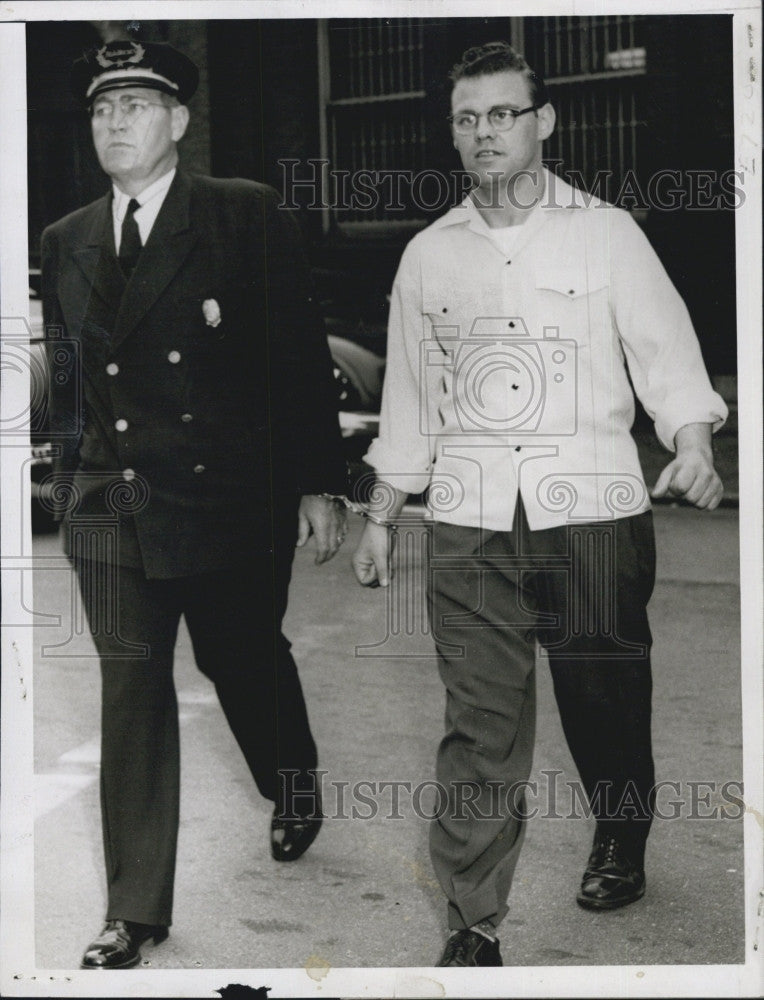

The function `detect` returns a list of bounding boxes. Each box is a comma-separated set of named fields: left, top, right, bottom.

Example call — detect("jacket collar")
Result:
left=428, top=167, right=604, bottom=258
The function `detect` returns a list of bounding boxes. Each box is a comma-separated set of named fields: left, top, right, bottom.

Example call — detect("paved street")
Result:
left=31, top=502, right=744, bottom=973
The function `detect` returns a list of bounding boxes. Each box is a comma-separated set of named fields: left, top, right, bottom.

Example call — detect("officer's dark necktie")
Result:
left=118, top=198, right=142, bottom=277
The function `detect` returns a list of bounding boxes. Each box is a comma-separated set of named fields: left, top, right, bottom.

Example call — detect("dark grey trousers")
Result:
left=427, top=502, right=656, bottom=930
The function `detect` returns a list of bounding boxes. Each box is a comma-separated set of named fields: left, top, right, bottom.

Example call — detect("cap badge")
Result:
left=95, top=42, right=146, bottom=70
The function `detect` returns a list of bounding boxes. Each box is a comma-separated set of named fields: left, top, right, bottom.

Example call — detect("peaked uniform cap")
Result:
left=72, top=40, right=199, bottom=106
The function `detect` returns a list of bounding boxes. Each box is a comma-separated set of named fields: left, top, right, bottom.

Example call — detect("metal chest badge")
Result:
left=202, top=299, right=222, bottom=328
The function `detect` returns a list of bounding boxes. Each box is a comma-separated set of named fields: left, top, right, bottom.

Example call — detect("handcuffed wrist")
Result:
left=361, top=510, right=398, bottom=530
left=316, top=493, right=398, bottom=528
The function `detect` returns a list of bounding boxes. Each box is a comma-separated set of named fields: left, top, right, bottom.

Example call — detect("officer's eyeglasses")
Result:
left=447, top=105, right=539, bottom=134
left=90, top=96, right=169, bottom=124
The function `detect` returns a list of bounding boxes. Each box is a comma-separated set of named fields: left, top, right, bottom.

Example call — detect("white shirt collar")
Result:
left=430, top=167, right=606, bottom=234
left=112, top=167, right=177, bottom=222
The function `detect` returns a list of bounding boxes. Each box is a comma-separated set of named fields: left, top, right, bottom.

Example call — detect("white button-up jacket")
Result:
left=366, top=170, right=727, bottom=530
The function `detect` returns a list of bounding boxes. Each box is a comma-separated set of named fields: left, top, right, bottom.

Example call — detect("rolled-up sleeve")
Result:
left=365, top=239, right=439, bottom=495
left=608, top=208, right=727, bottom=451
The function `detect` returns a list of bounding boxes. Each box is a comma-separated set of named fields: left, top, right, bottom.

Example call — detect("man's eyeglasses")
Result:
left=91, top=96, right=168, bottom=124
left=447, top=105, right=538, bottom=134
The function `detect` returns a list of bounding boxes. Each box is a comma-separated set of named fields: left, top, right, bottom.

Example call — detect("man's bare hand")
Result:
left=651, top=422, right=723, bottom=510
left=296, top=495, right=347, bottom=564
left=352, top=520, right=394, bottom=587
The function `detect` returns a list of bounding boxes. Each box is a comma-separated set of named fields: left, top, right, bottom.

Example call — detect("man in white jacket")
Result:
left=352, top=41, right=726, bottom=967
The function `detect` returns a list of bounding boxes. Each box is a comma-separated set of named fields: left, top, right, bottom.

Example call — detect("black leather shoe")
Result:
left=80, top=919, right=168, bottom=969
left=437, top=929, right=502, bottom=967
left=270, top=810, right=323, bottom=862
left=576, top=831, right=646, bottom=911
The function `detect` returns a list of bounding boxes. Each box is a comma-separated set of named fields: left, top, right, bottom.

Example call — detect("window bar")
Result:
left=366, top=21, right=374, bottom=96
left=417, top=21, right=424, bottom=90
left=589, top=87, right=599, bottom=185
left=554, top=17, right=562, bottom=78
left=395, top=21, right=406, bottom=90
left=347, top=24, right=355, bottom=99
left=355, top=24, right=364, bottom=99
left=352, top=22, right=359, bottom=99
left=399, top=112, right=405, bottom=208
left=617, top=83, right=625, bottom=181
left=604, top=84, right=612, bottom=177
left=377, top=20, right=384, bottom=94
left=371, top=117, right=380, bottom=220
left=580, top=82, right=588, bottom=180
left=387, top=20, right=394, bottom=93
left=407, top=19, right=415, bottom=92
left=579, top=17, right=587, bottom=75
left=419, top=105, right=426, bottom=173
left=567, top=15, right=574, bottom=75
left=590, top=16, right=598, bottom=74
left=629, top=87, right=638, bottom=179
left=572, top=89, right=578, bottom=172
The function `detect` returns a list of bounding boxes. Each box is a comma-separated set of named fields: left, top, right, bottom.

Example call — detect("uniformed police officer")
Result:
left=41, top=39, right=348, bottom=969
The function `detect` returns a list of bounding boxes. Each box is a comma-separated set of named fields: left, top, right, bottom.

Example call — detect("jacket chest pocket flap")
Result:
left=534, top=262, right=610, bottom=300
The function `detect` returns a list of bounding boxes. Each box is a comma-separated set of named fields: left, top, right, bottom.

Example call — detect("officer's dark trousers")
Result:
left=72, top=517, right=317, bottom=927
left=427, top=501, right=656, bottom=930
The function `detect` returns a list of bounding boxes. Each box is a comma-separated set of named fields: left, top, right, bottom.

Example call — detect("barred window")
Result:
left=318, top=17, right=649, bottom=229
left=522, top=16, right=648, bottom=199
left=320, top=19, right=427, bottom=230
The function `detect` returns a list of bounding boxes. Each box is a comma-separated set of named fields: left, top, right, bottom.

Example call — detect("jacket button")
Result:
left=168, top=350, right=181, bottom=364
left=181, top=413, right=193, bottom=423
left=115, top=419, right=128, bottom=432
left=123, top=468, right=135, bottom=481
left=193, top=464, right=205, bottom=474
left=106, top=363, right=119, bottom=376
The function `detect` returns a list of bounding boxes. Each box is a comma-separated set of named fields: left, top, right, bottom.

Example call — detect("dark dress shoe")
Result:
left=270, top=810, right=323, bottom=862
left=576, top=831, right=646, bottom=911
left=80, top=918, right=169, bottom=969
left=437, top=929, right=502, bottom=967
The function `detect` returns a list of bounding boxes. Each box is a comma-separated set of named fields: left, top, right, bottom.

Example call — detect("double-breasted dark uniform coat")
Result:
left=41, top=169, right=348, bottom=925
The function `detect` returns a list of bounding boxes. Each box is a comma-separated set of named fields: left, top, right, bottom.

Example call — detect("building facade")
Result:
left=26, top=15, right=737, bottom=374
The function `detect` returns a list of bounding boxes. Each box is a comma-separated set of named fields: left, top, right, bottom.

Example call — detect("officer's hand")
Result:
left=297, top=495, right=347, bottom=564
left=352, top=520, right=394, bottom=588
left=651, top=426, right=723, bottom=510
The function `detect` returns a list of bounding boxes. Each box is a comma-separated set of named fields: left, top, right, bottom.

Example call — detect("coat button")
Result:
left=106, top=363, right=119, bottom=376
left=181, top=413, right=193, bottom=423
left=115, top=419, right=128, bottom=432
left=168, top=350, right=181, bottom=364
left=193, top=464, right=205, bottom=474
left=122, top=468, right=135, bottom=481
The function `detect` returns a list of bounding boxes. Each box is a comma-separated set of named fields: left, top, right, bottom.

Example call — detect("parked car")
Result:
left=24, top=273, right=57, bottom=531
